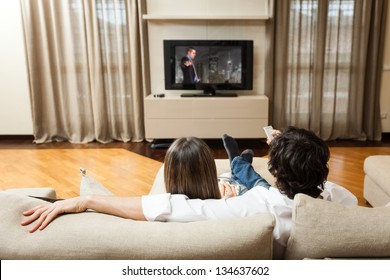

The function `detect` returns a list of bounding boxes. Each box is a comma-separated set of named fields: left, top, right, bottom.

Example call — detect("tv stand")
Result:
left=180, top=92, right=237, bottom=98
left=144, top=95, right=269, bottom=139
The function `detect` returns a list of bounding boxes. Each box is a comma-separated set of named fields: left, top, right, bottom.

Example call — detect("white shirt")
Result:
left=142, top=181, right=357, bottom=259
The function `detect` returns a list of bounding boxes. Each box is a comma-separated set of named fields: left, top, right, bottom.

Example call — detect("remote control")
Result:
left=263, top=126, right=274, bottom=141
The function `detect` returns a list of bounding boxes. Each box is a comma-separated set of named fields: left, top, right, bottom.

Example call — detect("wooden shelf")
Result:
left=142, top=14, right=270, bottom=20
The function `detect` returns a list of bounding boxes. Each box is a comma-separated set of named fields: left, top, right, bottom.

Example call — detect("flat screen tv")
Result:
left=163, top=40, right=253, bottom=97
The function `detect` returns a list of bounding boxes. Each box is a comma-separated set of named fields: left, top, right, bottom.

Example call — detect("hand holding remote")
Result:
left=263, top=126, right=274, bottom=141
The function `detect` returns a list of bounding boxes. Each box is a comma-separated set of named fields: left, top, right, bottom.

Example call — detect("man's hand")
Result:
left=266, top=129, right=281, bottom=145
left=183, top=60, right=193, bottom=66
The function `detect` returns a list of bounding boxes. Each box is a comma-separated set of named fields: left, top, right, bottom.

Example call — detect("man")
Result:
left=180, top=47, right=200, bottom=84
left=21, top=127, right=357, bottom=259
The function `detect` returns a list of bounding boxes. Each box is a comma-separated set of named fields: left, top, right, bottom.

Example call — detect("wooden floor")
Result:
left=0, top=148, right=162, bottom=198
left=1, top=137, right=390, bottom=206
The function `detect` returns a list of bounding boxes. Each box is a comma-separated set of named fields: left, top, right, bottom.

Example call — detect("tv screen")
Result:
left=164, top=40, right=253, bottom=97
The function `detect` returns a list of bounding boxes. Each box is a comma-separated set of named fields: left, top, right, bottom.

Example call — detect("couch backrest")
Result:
left=0, top=192, right=275, bottom=260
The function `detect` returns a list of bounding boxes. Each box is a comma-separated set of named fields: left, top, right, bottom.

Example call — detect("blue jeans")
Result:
left=231, top=156, right=271, bottom=191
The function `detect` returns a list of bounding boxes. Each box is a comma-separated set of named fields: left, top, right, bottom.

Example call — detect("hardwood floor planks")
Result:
left=0, top=149, right=162, bottom=199
left=1, top=140, right=390, bottom=206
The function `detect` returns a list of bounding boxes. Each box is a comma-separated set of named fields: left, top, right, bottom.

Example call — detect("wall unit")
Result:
left=143, top=0, right=271, bottom=139
left=145, top=95, right=268, bottom=139
left=144, top=0, right=272, bottom=19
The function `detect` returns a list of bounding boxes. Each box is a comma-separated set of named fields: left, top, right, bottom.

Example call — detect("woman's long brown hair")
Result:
left=164, top=137, right=221, bottom=199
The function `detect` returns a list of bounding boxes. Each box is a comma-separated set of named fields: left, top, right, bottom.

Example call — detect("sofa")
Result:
left=1, top=158, right=390, bottom=260
left=363, top=155, right=390, bottom=207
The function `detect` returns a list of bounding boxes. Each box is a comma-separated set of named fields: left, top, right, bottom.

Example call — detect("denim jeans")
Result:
left=231, top=156, right=271, bottom=190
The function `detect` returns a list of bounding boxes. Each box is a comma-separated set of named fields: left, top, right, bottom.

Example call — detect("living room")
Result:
left=1, top=0, right=390, bottom=276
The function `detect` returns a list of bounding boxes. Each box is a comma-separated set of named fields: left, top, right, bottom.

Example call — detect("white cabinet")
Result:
left=145, top=95, right=268, bottom=139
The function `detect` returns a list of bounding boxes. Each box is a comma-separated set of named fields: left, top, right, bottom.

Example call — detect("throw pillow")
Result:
left=79, top=168, right=113, bottom=196
left=285, top=194, right=390, bottom=259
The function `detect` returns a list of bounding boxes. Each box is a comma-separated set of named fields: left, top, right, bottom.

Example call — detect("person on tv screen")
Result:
left=180, top=47, right=200, bottom=84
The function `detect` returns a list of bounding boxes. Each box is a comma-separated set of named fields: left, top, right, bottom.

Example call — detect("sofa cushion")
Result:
left=364, top=175, right=390, bottom=207
left=285, top=194, right=390, bottom=259
left=3, top=187, right=56, bottom=199
left=149, top=163, right=166, bottom=195
left=0, top=192, right=275, bottom=259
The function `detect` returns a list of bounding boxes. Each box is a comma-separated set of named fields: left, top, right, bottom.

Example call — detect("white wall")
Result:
left=380, top=2, right=390, bottom=132
left=0, top=0, right=33, bottom=135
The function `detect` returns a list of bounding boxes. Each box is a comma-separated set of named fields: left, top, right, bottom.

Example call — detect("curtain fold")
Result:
left=363, top=0, right=388, bottom=140
left=20, top=0, right=149, bottom=143
left=267, top=0, right=387, bottom=140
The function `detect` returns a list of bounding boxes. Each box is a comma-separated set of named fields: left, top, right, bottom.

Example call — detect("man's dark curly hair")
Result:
left=268, top=126, right=330, bottom=199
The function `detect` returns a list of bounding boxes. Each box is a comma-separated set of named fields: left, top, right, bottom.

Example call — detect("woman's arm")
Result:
left=21, top=195, right=145, bottom=233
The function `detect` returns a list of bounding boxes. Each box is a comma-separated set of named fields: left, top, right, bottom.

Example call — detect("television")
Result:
left=163, top=40, right=253, bottom=97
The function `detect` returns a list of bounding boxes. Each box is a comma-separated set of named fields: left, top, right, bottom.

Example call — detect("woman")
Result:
left=164, top=137, right=221, bottom=199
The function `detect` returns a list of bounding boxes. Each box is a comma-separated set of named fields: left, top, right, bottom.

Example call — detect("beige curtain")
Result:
left=267, top=0, right=387, bottom=140
left=20, top=0, right=149, bottom=143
